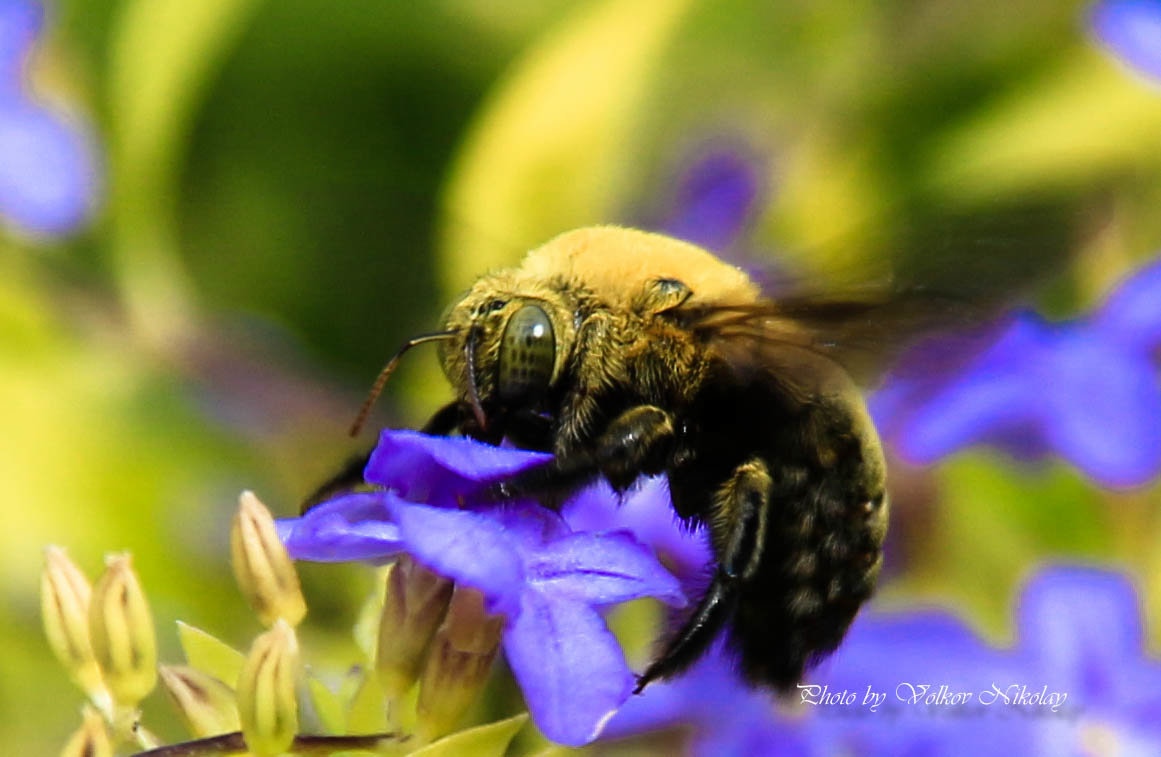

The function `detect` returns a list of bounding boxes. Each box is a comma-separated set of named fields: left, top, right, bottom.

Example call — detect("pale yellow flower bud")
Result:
left=88, top=553, right=157, bottom=707
left=237, top=619, right=300, bottom=756
left=231, top=491, right=307, bottom=627
left=415, top=586, right=503, bottom=742
left=41, top=546, right=107, bottom=707
left=160, top=664, right=241, bottom=738
left=376, top=556, right=453, bottom=699
left=60, top=705, right=112, bottom=757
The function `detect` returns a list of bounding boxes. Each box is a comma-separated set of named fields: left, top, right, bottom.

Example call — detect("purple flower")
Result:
left=660, top=143, right=765, bottom=253
left=562, top=476, right=711, bottom=579
left=1091, top=0, right=1161, bottom=82
left=1014, top=567, right=1161, bottom=754
left=0, top=0, right=97, bottom=236
left=872, top=259, right=1161, bottom=488
left=278, top=430, right=687, bottom=746
left=604, top=565, right=1161, bottom=755
left=605, top=612, right=1024, bottom=756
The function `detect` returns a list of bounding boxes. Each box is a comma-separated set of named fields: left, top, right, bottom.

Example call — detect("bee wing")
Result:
left=685, top=287, right=990, bottom=393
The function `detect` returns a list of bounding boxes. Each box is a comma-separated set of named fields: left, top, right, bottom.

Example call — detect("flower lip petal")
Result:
left=0, top=0, right=42, bottom=84
left=278, top=492, right=402, bottom=562
left=527, top=529, right=687, bottom=607
left=1044, top=339, right=1161, bottom=488
left=390, top=499, right=524, bottom=616
left=365, top=429, right=553, bottom=507
left=1092, top=257, right=1161, bottom=353
left=0, top=103, right=97, bottom=235
left=1017, top=566, right=1145, bottom=677
left=503, top=589, right=634, bottom=746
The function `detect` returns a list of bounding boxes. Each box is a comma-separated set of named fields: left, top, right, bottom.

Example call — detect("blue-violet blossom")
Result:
left=277, top=429, right=688, bottom=746
left=1091, top=0, right=1161, bottom=82
left=871, top=258, right=1161, bottom=488
left=605, top=566, right=1161, bottom=755
left=0, top=0, right=96, bottom=236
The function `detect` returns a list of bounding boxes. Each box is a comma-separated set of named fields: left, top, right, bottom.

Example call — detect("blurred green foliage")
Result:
left=6, top=0, right=1161, bottom=753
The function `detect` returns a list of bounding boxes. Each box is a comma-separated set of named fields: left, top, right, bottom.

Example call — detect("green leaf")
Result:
left=176, top=621, right=246, bottom=686
left=347, top=669, right=389, bottom=734
left=407, top=714, right=529, bottom=757
left=923, top=47, right=1161, bottom=201
left=105, top=0, right=265, bottom=340
left=308, top=673, right=347, bottom=735
left=354, top=565, right=392, bottom=663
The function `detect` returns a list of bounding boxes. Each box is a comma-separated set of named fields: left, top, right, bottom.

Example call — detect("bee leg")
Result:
left=421, top=400, right=466, bottom=435
left=593, top=405, right=677, bottom=490
left=480, top=405, right=676, bottom=507
left=634, top=570, right=737, bottom=693
left=502, top=410, right=556, bottom=452
left=634, top=458, right=771, bottom=692
left=300, top=450, right=373, bottom=513
left=301, top=401, right=465, bottom=513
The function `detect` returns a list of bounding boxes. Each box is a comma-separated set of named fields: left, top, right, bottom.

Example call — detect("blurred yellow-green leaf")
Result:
left=177, top=621, right=246, bottom=686
left=407, top=714, right=528, bottom=757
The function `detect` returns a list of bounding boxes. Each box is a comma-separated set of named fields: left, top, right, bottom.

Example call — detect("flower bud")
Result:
left=88, top=553, right=157, bottom=707
left=231, top=491, right=307, bottom=627
left=415, top=586, right=503, bottom=742
left=237, top=619, right=300, bottom=756
left=60, top=705, right=112, bottom=757
left=160, top=664, right=241, bottom=738
left=376, top=556, right=453, bottom=699
left=41, top=546, right=107, bottom=706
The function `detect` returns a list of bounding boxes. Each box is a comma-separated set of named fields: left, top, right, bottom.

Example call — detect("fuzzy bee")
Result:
left=317, top=225, right=957, bottom=693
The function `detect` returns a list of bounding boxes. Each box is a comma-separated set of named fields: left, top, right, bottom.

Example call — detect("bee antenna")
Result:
left=465, top=325, right=488, bottom=431
left=349, top=330, right=458, bottom=437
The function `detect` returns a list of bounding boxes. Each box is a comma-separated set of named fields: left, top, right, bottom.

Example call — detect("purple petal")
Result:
left=504, top=589, right=634, bottom=746
left=1092, top=257, right=1161, bottom=353
left=528, top=530, right=686, bottom=607
left=601, top=642, right=742, bottom=738
left=390, top=500, right=524, bottom=615
left=364, top=429, right=552, bottom=507
left=1045, top=336, right=1161, bottom=487
left=0, top=0, right=41, bottom=90
left=822, top=610, right=1022, bottom=689
left=1017, top=566, right=1144, bottom=693
left=1092, top=0, right=1161, bottom=82
left=564, top=478, right=711, bottom=577
left=488, top=503, right=572, bottom=552
left=876, top=315, right=1047, bottom=463
left=663, top=143, right=764, bottom=251
left=0, top=101, right=97, bottom=235
left=278, top=492, right=402, bottom=562
left=890, top=364, right=1036, bottom=463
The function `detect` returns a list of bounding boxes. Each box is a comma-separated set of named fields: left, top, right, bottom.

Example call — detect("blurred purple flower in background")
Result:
left=1015, top=567, right=1161, bottom=754
left=278, top=430, right=687, bottom=746
left=872, top=259, right=1161, bottom=488
left=659, top=143, right=765, bottom=253
left=0, top=0, right=96, bottom=236
left=1092, top=0, right=1161, bottom=81
left=604, top=566, right=1161, bottom=755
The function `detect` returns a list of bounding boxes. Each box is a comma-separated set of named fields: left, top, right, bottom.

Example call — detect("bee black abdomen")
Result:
left=729, top=424, right=888, bottom=690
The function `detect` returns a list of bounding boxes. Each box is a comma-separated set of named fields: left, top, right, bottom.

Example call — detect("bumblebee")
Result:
left=326, top=226, right=918, bottom=692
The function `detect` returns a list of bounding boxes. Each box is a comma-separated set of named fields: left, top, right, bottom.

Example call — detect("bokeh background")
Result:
left=6, top=0, right=1161, bottom=753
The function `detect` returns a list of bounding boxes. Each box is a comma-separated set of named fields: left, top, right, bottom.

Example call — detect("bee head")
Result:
left=438, top=276, right=576, bottom=428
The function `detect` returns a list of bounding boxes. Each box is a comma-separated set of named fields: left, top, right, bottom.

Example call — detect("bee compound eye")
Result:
left=498, top=304, right=555, bottom=402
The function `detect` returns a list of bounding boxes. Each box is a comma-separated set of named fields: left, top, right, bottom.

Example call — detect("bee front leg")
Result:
left=301, top=401, right=465, bottom=513
left=634, top=458, right=772, bottom=692
left=481, top=404, right=677, bottom=507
